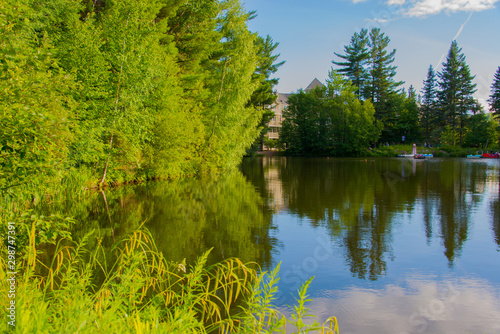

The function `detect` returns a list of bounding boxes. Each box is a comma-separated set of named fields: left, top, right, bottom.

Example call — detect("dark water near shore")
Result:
left=51, top=157, right=500, bottom=333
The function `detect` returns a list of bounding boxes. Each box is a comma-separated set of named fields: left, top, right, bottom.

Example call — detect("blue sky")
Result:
left=244, top=0, right=500, bottom=108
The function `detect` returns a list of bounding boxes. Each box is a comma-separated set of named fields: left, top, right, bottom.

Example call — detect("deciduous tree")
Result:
left=280, top=71, right=380, bottom=156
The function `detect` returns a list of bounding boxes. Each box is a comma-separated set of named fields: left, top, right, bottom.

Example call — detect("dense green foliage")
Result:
left=489, top=67, right=500, bottom=148
left=0, top=0, right=284, bottom=196
left=280, top=71, right=380, bottom=156
left=463, top=113, right=498, bottom=148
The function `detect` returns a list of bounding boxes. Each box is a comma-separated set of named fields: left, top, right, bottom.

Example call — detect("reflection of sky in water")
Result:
left=270, top=208, right=500, bottom=333
left=260, top=158, right=500, bottom=333
left=278, top=276, right=500, bottom=334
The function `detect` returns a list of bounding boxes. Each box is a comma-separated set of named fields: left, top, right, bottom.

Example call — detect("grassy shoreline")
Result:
left=1, top=179, right=340, bottom=333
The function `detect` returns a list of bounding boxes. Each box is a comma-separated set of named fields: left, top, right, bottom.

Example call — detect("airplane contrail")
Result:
left=436, top=12, right=473, bottom=68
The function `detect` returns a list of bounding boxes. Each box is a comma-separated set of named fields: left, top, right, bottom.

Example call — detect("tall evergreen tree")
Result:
left=365, top=28, right=403, bottom=142
left=457, top=62, right=477, bottom=146
left=420, top=65, right=438, bottom=143
left=248, top=35, right=285, bottom=152
left=332, top=29, right=370, bottom=98
left=489, top=66, right=500, bottom=148
left=249, top=35, right=285, bottom=108
left=436, top=40, right=477, bottom=146
left=365, top=28, right=402, bottom=105
left=489, top=66, right=500, bottom=117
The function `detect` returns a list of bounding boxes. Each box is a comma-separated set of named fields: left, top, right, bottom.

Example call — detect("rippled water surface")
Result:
left=53, top=157, right=500, bottom=333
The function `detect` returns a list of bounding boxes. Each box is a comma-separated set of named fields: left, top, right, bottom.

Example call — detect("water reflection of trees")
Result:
left=492, top=168, right=500, bottom=249
left=493, top=198, right=500, bottom=248
left=242, top=157, right=496, bottom=279
left=40, top=172, right=276, bottom=269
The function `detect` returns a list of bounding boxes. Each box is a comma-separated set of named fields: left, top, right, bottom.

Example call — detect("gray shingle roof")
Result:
left=305, top=78, right=324, bottom=92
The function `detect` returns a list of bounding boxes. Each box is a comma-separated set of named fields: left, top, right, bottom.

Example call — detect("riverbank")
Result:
left=368, top=144, right=497, bottom=158
left=257, top=144, right=498, bottom=158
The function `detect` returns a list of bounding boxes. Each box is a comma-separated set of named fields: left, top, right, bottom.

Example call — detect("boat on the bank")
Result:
left=397, top=153, right=433, bottom=159
left=467, top=154, right=482, bottom=159
left=482, top=152, right=500, bottom=158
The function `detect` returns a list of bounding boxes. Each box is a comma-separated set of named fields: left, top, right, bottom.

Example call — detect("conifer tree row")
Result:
left=333, top=30, right=499, bottom=148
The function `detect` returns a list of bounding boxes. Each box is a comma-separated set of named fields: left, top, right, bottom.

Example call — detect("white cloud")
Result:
left=386, top=0, right=407, bottom=5
left=281, top=277, right=500, bottom=333
left=386, top=0, right=499, bottom=17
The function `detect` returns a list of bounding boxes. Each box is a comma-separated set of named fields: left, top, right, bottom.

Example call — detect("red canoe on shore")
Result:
left=482, top=153, right=500, bottom=158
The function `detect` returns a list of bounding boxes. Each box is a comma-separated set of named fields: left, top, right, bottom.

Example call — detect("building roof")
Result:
left=277, top=93, right=291, bottom=104
left=305, top=78, right=324, bottom=92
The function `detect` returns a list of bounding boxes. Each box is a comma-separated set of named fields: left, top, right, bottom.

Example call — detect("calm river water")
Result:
left=58, top=157, right=500, bottom=333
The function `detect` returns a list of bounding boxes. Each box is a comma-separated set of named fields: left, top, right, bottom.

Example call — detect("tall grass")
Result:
left=0, top=220, right=339, bottom=333
left=237, top=264, right=339, bottom=334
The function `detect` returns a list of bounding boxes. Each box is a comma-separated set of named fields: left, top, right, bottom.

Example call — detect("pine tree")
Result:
left=489, top=66, right=500, bottom=148
left=489, top=66, right=500, bottom=116
left=366, top=28, right=402, bottom=105
left=436, top=40, right=477, bottom=146
left=457, top=62, right=477, bottom=146
left=420, top=65, right=438, bottom=143
left=248, top=35, right=285, bottom=152
left=332, top=29, right=370, bottom=98
left=249, top=35, right=285, bottom=108
left=365, top=28, right=403, bottom=142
